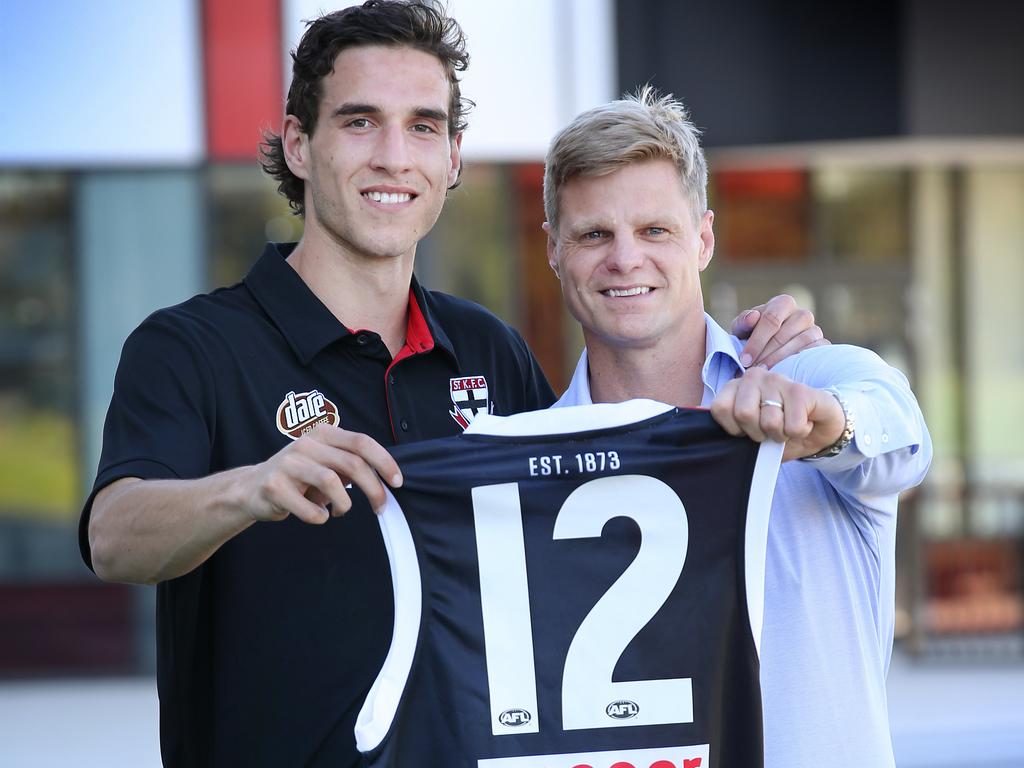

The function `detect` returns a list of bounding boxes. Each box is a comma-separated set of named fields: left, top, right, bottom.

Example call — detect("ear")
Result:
left=282, top=115, right=311, bottom=181
left=697, top=209, right=715, bottom=271
left=447, top=132, right=463, bottom=188
left=543, top=222, right=560, bottom=279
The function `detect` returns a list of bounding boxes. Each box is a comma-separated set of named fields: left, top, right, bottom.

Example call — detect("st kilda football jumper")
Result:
left=356, top=399, right=783, bottom=768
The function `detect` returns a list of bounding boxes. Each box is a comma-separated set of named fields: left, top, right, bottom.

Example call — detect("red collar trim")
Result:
left=389, top=288, right=435, bottom=368
left=384, top=290, right=435, bottom=442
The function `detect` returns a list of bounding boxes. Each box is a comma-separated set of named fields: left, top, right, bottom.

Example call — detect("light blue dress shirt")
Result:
left=554, top=314, right=932, bottom=768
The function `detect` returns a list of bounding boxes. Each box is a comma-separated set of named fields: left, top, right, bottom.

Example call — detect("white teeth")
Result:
left=605, top=286, right=651, bottom=297
left=365, top=191, right=412, bottom=204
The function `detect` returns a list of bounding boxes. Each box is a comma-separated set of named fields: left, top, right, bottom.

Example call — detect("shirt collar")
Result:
left=553, top=347, right=594, bottom=407
left=555, top=312, right=745, bottom=408
left=244, top=242, right=450, bottom=365
left=700, top=312, right=745, bottom=401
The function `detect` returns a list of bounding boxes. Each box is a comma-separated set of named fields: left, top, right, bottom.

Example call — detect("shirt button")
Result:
left=863, top=434, right=872, bottom=446
left=400, top=419, right=409, bottom=431
left=881, top=433, right=889, bottom=444
left=356, top=333, right=369, bottom=345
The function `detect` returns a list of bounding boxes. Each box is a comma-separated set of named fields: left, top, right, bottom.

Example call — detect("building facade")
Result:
left=0, top=0, right=1021, bottom=685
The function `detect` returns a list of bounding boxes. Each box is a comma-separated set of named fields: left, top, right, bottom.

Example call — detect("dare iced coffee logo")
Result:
left=276, top=390, right=339, bottom=439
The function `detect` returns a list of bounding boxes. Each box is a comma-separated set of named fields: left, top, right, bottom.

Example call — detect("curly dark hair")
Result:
left=259, top=0, right=471, bottom=217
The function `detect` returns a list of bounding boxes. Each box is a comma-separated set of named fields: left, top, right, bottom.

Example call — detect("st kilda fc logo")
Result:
left=449, top=375, right=491, bottom=429
left=276, top=389, right=340, bottom=439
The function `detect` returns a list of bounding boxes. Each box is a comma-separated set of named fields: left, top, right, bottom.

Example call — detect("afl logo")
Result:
left=498, top=708, right=532, bottom=727
left=606, top=700, right=639, bottom=719
left=276, top=390, right=339, bottom=439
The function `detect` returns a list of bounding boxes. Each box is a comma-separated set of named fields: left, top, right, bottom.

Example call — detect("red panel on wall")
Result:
left=204, top=0, right=283, bottom=161
left=0, top=583, right=135, bottom=676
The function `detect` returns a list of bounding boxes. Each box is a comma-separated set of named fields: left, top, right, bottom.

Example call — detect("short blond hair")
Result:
left=543, top=86, right=708, bottom=234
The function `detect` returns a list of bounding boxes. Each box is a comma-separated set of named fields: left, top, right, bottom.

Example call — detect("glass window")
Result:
left=713, top=169, right=810, bottom=263
left=0, top=173, right=118, bottom=677
left=208, top=165, right=301, bottom=288
left=0, top=174, right=77, bottom=530
left=707, top=166, right=912, bottom=365
left=813, top=168, right=910, bottom=264
left=419, top=164, right=520, bottom=324
left=963, top=169, right=1024, bottom=485
left=914, top=167, right=1024, bottom=654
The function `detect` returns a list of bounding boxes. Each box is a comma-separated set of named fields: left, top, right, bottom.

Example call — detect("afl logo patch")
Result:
left=497, top=708, right=532, bottom=727
left=276, top=390, right=339, bottom=439
left=605, top=700, right=639, bottom=719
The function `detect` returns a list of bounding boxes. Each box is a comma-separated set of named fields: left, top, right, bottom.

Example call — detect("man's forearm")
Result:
left=88, top=469, right=258, bottom=585
left=88, top=426, right=403, bottom=584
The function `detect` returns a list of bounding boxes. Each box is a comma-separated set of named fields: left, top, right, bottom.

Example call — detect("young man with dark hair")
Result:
left=81, top=3, right=822, bottom=765
left=260, top=0, right=472, bottom=214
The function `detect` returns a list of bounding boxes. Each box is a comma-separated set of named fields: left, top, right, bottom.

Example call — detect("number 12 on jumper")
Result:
left=472, top=474, right=694, bottom=736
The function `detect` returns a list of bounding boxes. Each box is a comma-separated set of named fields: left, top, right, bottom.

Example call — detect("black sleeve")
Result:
left=78, top=311, right=216, bottom=571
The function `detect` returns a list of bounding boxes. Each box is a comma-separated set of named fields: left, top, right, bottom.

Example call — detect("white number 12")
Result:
left=472, top=474, right=694, bottom=736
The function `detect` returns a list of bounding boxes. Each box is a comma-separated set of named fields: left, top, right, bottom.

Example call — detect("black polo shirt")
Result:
left=79, top=242, right=555, bottom=768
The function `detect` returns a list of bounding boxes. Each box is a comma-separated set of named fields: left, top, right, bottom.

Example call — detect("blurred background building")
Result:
left=1, top=0, right=1022, bottom=765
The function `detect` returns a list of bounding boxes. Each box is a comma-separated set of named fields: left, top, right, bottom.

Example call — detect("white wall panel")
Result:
left=0, top=0, right=203, bottom=165
left=282, top=0, right=615, bottom=161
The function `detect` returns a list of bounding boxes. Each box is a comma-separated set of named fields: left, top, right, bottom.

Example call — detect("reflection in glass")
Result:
left=0, top=174, right=77, bottom=524
left=713, top=169, right=809, bottom=263
left=208, top=165, right=301, bottom=288
left=419, top=164, right=519, bottom=324
left=814, top=168, right=909, bottom=264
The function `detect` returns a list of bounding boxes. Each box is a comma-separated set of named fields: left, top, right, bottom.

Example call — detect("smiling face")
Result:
left=548, top=158, right=715, bottom=354
left=284, top=44, right=461, bottom=263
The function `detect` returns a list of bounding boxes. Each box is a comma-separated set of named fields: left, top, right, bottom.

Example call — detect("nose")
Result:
left=604, top=234, right=645, bottom=273
left=370, top=124, right=413, bottom=176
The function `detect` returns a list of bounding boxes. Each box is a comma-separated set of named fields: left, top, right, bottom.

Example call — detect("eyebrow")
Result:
left=413, top=107, right=449, bottom=124
left=566, top=222, right=605, bottom=238
left=333, top=103, right=379, bottom=118
left=331, top=103, right=449, bottom=124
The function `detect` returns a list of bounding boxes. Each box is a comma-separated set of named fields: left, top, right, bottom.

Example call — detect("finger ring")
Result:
left=760, top=399, right=784, bottom=409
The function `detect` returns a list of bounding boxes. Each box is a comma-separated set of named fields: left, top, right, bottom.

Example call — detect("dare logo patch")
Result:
left=276, top=390, right=339, bottom=439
